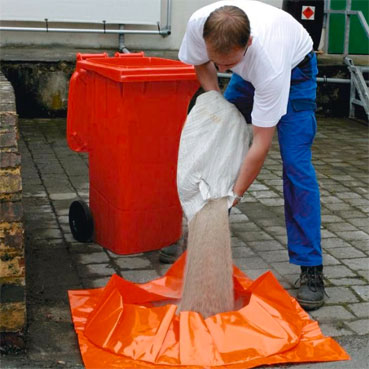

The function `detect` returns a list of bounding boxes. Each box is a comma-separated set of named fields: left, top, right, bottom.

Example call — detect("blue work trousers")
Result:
left=224, top=53, right=322, bottom=266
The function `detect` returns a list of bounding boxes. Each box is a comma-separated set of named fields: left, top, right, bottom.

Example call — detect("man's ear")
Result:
left=247, top=36, right=253, bottom=47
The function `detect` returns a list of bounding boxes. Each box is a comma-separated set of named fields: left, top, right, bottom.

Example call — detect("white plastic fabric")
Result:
left=177, top=90, right=250, bottom=221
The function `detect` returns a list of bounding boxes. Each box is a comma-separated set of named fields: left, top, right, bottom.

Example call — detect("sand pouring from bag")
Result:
left=178, top=197, right=234, bottom=318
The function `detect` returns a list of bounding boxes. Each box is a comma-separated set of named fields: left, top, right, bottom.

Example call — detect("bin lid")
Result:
left=76, top=56, right=198, bottom=82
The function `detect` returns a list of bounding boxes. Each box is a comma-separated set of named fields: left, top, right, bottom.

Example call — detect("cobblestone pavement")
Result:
left=3, top=116, right=369, bottom=368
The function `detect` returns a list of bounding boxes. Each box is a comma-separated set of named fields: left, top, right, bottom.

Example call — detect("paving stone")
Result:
left=309, top=306, right=355, bottom=322
left=324, top=265, right=356, bottom=279
left=157, top=263, right=172, bottom=276
left=51, top=204, right=68, bottom=215
left=234, top=257, right=269, bottom=271
left=349, top=218, right=369, bottom=228
left=76, top=252, right=110, bottom=264
left=345, top=319, right=369, bottom=335
left=64, top=233, right=77, bottom=243
left=322, top=253, right=340, bottom=265
left=231, top=222, right=260, bottom=232
left=120, top=269, right=159, bottom=283
left=27, top=320, right=84, bottom=363
left=229, top=213, right=249, bottom=223
left=337, top=210, right=367, bottom=219
left=231, top=237, right=247, bottom=247
left=49, top=193, right=78, bottom=201
left=255, top=218, right=286, bottom=227
left=79, top=263, right=115, bottom=278
left=336, top=230, right=369, bottom=241
left=346, top=198, right=369, bottom=208
left=57, top=215, right=69, bottom=225
left=258, top=198, right=285, bottom=206
left=336, top=192, right=361, bottom=199
left=348, top=302, right=369, bottom=318
left=232, top=246, right=255, bottom=258
left=68, top=243, right=103, bottom=254
left=280, top=273, right=300, bottom=288
left=239, top=195, right=257, bottom=203
left=322, top=238, right=354, bottom=249
left=237, top=231, right=273, bottom=242
left=28, top=304, right=73, bottom=323
left=323, top=203, right=352, bottom=211
left=246, top=240, right=285, bottom=251
left=321, top=215, right=343, bottom=223
left=248, top=183, right=270, bottom=191
left=114, top=257, right=152, bottom=270
left=321, top=229, right=337, bottom=238
left=23, top=191, right=48, bottom=198
left=324, top=287, right=359, bottom=304
left=265, top=226, right=286, bottom=236
left=321, top=196, right=345, bottom=204
left=273, top=235, right=288, bottom=244
left=351, top=239, right=369, bottom=252
left=237, top=203, right=275, bottom=220
left=76, top=190, right=89, bottom=199
left=327, top=247, right=366, bottom=259
left=341, top=258, right=369, bottom=271
left=325, top=222, right=358, bottom=232
left=356, top=269, right=369, bottom=281
left=31, top=228, right=63, bottom=240
left=82, top=277, right=111, bottom=288
left=318, top=323, right=354, bottom=337
left=258, top=250, right=289, bottom=262
left=238, top=268, right=270, bottom=280
left=271, top=262, right=299, bottom=276
left=352, top=285, right=369, bottom=301
left=330, top=174, right=356, bottom=181
left=250, top=190, right=279, bottom=199
left=329, top=277, right=367, bottom=286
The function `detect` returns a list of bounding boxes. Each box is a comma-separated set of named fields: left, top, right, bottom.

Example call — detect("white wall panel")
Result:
left=0, top=0, right=161, bottom=25
left=0, top=0, right=283, bottom=50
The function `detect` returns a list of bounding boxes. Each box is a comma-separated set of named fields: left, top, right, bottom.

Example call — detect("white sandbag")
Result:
left=177, top=90, right=250, bottom=221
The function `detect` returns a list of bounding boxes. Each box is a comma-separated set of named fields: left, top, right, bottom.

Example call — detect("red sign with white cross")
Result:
left=301, top=5, right=315, bottom=20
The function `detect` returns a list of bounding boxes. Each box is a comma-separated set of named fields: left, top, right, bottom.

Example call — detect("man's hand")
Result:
left=195, top=62, right=220, bottom=92
left=232, top=125, right=276, bottom=203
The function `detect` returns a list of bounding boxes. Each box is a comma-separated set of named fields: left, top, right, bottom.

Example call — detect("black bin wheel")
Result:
left=69, top=200, right=94, bottom=243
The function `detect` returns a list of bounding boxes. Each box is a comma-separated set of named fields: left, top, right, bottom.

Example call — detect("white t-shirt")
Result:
left=178, top=0, right=313, bottom=127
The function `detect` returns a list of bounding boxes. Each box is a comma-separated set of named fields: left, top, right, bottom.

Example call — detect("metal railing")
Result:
left=344, top=57, right=369, bottom=120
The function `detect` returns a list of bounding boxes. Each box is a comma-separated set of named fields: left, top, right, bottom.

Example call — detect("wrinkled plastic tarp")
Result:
left=69, top=253, right=349, bottom=368
left=177, top=91, right=250, bottom=221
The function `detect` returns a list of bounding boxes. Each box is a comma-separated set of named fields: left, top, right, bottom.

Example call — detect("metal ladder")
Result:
left=344, top=57, right=369, bottom=121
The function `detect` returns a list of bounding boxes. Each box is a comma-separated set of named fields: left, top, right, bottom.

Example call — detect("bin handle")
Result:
left=67, top=69, right=90, bottom=152
left=77, top=52, right=108, bottom=61
left=114, top=51, right=145, bottom=58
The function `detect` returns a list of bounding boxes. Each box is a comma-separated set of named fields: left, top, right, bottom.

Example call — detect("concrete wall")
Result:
left=0, top=0, right=282, bottom=50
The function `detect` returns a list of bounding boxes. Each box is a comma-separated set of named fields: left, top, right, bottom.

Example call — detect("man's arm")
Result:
left=195, top=62, right=220, bottom=92
left=233, top=125, right=275, bottom=203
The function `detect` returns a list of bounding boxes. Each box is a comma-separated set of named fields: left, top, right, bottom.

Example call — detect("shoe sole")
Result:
left=297, top=298, right=324, bottom=311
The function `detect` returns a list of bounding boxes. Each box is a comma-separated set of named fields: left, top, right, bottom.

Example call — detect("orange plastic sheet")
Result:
left=68, top=253, right=349, bottom=368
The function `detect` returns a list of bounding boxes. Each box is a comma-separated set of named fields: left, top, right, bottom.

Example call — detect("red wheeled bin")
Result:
left=67, top=52, right=199, bottom=254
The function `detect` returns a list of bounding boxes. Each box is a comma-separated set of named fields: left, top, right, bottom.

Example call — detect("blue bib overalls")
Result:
left=224, top=52, right=322, bottom=266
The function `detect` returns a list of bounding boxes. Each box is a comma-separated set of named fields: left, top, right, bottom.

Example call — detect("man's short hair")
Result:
left=203, top=6, right=251, bottom=54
